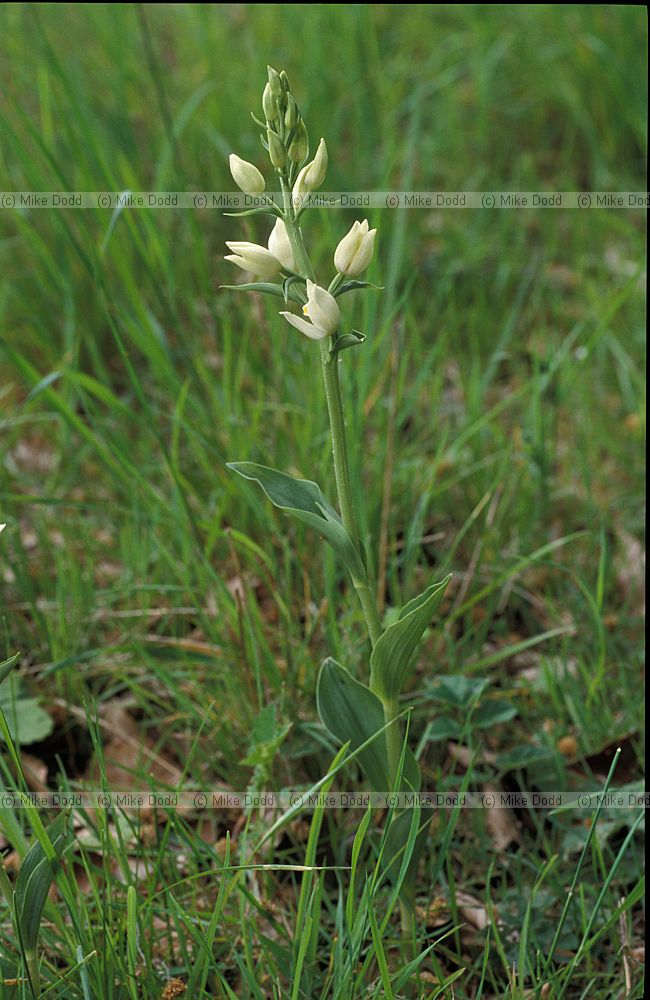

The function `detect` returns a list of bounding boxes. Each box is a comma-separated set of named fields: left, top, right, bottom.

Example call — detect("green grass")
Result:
left=0, top=3, right=646, bottom=997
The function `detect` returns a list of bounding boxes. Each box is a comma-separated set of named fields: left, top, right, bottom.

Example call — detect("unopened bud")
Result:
left=279, top=70, right=291, bottom=93
left=229, top=154, right=265, bottom=195
left=284, top=94, right=299, bottom=129
left=262, top=83, right=277, bottom=123
left=267, top=129, right=286, bottom=169
left=334, top=219, right=377, bottom=276
left=288, top=120, right=308, bottom=163
left=292, top=138, right=328, bottom=204
left=267, top=66, right=282, bottom=96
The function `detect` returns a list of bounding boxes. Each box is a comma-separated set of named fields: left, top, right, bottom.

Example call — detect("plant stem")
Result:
left=384, top=697, right=402, bottom=788
left=280, top=181, right=383, bottom=648
left=26, top=947, right=40, bottom=997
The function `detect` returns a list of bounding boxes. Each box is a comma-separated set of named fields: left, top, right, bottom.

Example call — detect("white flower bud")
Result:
left=334, top=219, right=377, bottom=277
left=288, top=120, right=308, bottom=163
left=267, top=219, right=295, bottom=271
left=225, top=241, right=281, bottom=279
left=284, top=94, right=299, bottom=129
left=262, top=83, right=277, bottom=123
left=291, top=138, right=328, bottom=206
left=279, top=280, right=340, bottom=340
left=266, top=129, right=286, bottom=169
left=267, top=66, right=282, bottom=97
left=229, top=154, right=265, bottom=196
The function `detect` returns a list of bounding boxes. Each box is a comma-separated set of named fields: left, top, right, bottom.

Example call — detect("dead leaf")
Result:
left=10, top=439, right=56, bottom=474
left=161, top=981, right=187, bottom=1000
left=614, top=528, right=645, bottom=614
left=484, top=783, right=520, bottom=851
left=83, top=700, right=184, bottom=814
left=21, top=752, right=48, bottom=792
left=456, top=891, right=489, bottom=930
left=575, top=732, right=640, bottom=783
left=447, top=741, right=497, bottom=769
left=557, top=735, right=578, bottom=757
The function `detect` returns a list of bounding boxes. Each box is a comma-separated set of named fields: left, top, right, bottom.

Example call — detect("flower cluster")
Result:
left=224, top=66, right=377, bottom=345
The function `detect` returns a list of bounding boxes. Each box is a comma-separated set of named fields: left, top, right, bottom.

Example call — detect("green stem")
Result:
left=280, top=180, right=382, bottom=648
left=384, top=698, right=402, bottom=789
left=26, top=947, right=41, bottom=997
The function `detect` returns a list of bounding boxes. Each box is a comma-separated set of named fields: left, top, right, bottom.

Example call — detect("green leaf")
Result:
left=316, top=658, right=420, bottom=793
left=0, top=956, right=19, bottom=982
left=0, top=652, right=20, bottom=686
left=282, top=275, right=306, bottom=303
left=0, top=678, right=53, bottom=745
left=369, top=575, right=451, bottom=702
left=472, top=699, right=518, bottom=728
left=329, top=331, right=366, bottom=359
left=222, top=206, right=280, bottom=218
left=317, top=658, right=389, bottom=791
left=317, top=659, right=428, bottom=896
left=15, top=810, right=70, bottom=951
left=429, top=675, right=489, bottom=709
left=241, top=704, right=291, bottom=768
left=336, top=280, right=384, bottom=296
left=219, top=282, right=303, bottom=303
left=426, top=716, right=462, bottom=742
left=495, top=744, right=552, bottom=770
left=381, top=802, right=431, bottom=894
left=227, top=462, right=365, bottom=580
left=250, top=111, right=267, bottom=130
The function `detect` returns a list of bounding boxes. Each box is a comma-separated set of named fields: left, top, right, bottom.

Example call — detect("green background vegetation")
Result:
left=0, top=4, right=646, bottom=998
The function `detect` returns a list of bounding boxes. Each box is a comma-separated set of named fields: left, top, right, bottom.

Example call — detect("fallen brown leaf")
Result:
left=484, top=783, right=520, bottom=851
left=84, top=700, right=184, bottom=812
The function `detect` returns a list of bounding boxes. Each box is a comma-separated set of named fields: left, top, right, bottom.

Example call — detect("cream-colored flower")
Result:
left=229, top=154, right=265, bottom=195
left=334, top=219, right=377, bottom=276
left=267, top=219, right=296, bottom=271
left=280, top=280, right=340, bottom=340
left=225, top=241, right=281, bottom=278
left=292, top=138, right=328, bottom=206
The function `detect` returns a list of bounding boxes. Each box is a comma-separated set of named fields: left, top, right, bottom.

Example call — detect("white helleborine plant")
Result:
left=279, top=280, right=340, bottom=340
left=334, top=219, right=377, bottom=277
left=223, top=67, right=451, bottom=943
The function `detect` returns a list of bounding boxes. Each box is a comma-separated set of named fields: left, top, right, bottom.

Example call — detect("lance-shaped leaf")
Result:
left=282, top=274, right=307, bottom=304
left=227, top=463, right=366, bottom=581
left=381, top=802, right=432, bottom=893
left=317, top=658, right=428, bottom=892
left=0, top=957, right=19, bottom=982
left=223, top=206, right=281, bottom=218
left=0, top=653, right=19, bottom=686
left=14, top=810, right=70, bottom=952
left=329, top=331, right=366, bottom=359
left=369, top=575, right=451, bottom=703
left=316, top=658, right=420, bottom=792
left=336, top=279, right=384, bottom=296
left=220, top=282, right=304, bottom=303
